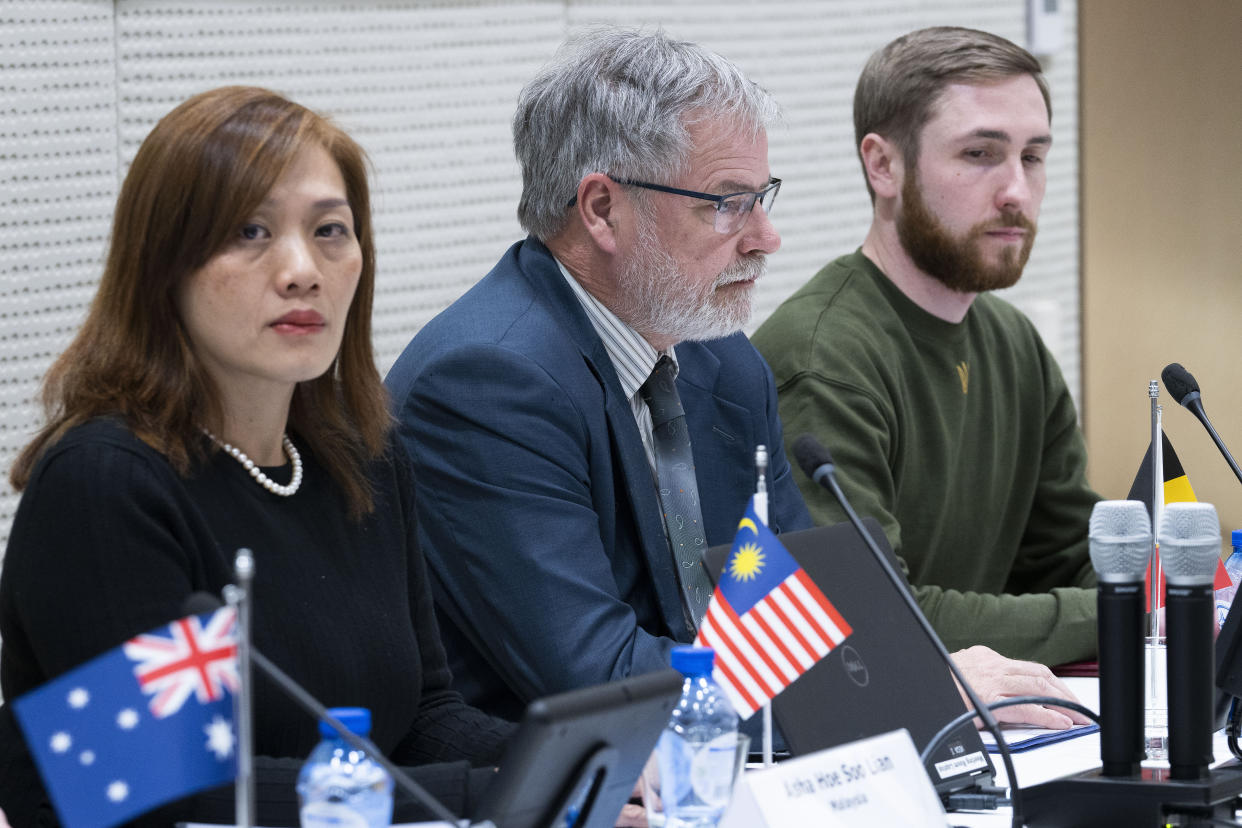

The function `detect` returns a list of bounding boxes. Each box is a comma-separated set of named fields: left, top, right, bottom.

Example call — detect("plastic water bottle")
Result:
left=656, top=646, right=740, bottom=828
left=1216, top=531, right=1242, bottom=631
left=297, top=707, right=393, bottom=828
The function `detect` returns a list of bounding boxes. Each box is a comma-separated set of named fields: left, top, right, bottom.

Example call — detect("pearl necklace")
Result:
left=202, top=429, right=303, bottom=496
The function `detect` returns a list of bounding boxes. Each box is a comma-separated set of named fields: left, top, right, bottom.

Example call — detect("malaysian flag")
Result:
left=695, top=498, right=852, bottom=718
left=13, top=607, right=239, bottom=828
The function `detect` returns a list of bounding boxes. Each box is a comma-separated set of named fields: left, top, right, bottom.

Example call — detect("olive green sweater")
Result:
left=752, top=251, right=1099, bottom=665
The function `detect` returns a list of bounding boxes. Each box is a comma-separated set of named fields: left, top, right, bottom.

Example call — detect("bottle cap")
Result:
left=319, top=707, right=372, bottom=738
left=670, top=645, right=715, bottom=677
left=1233, top=529, right=1242, bottom=548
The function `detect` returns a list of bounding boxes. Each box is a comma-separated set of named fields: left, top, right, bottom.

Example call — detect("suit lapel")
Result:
left=516, top=239, right=694, bottom=640
left=677, top=344, right=758, bottom=544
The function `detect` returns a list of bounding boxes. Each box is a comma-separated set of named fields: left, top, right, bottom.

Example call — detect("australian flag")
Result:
left=13, top=607, right=239, bottom=828
left=695, top=497, right=853, bottom=718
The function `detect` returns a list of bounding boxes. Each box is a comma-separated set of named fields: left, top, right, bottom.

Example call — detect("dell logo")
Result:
left=840, top=645, right=869, bottom=687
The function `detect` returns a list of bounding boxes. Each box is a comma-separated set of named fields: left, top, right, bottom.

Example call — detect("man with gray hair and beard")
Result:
left=387, top=26, right=1084, bottom=730
left=386, top=27, right=807, bottom=721
left=754, top=26, right=1100, bottom=719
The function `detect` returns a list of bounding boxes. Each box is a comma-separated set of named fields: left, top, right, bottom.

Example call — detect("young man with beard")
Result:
left=753, top=27, right=1101, bottom=671
left=384, top=28, right=811, bottom=720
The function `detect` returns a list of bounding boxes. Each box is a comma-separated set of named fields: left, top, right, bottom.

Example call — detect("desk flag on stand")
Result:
left=13, top=607, right=239, bottom=828
left=1127, top=429, right=1230, bottom=611
left=695, top=497, right=853, bottom=718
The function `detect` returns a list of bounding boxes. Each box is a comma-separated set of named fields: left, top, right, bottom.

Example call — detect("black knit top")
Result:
left=0, top=417, right=513, bottom=826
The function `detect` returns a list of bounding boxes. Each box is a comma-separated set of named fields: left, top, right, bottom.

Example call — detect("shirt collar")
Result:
left=555, top=257, right=678, bottom=398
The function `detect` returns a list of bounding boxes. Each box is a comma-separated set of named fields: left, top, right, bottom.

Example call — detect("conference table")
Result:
left=387, top=678, right=1238, bottom=827
left=951, top=678, right=1241, bottom=827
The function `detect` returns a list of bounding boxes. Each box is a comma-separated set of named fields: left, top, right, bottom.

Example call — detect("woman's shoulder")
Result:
left=25, top=416, right=177, bottom=493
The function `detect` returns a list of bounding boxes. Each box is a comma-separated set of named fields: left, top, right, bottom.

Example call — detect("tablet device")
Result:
left=472, top=667, right=683, bottom=828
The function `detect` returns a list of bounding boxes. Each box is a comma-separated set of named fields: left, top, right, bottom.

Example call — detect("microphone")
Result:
left=790, top=433, right=1025, bottom=827
left=792, top=435, right=835, bottom=491
left=1087, top=501, right=1151, bottom=777
left=1161, top=362, right=1201, bottom=409
left=182, top=593, right=470, bottom=827
left=1158, top=502, right=1221, bottom=780
left=1021, top=501, right=1242, bottom=822
left=1162, top=363, right=1242, bottom=486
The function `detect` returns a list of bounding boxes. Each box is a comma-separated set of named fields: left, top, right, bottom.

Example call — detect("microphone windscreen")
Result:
left=1161, top=363, right=1201, bottom=406
left=182, top=591, right=224, bottom=616
left=792, top=433, right=833, bottom=480
left=1159, top=501, right=1221, bottom=586
left=1088, top=500, right=1152, bottom=582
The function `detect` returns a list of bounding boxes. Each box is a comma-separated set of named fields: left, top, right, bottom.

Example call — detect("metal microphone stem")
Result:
left=1189, top=400, right=1242, bottom=486
left=248, top=649, right=463, bottom=825
left=183, top=591, right=470, bottom=826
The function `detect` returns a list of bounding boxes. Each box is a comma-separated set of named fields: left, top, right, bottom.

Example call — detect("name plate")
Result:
left=720, top=729, right=946, bottom=828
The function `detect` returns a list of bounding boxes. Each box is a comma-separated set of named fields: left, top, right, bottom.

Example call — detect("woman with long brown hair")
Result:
left=0, top=86, right=511, bottom=826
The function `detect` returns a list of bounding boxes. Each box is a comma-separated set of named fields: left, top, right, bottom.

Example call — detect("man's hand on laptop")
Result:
left=950, top=645, right=1093, bottom=729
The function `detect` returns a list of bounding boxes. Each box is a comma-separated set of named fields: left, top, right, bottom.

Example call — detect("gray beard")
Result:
left=614, top=217, right=765, bottom=343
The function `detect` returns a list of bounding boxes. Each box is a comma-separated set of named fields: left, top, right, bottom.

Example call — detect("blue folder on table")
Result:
left=981, top=722, right=1100, bottom=753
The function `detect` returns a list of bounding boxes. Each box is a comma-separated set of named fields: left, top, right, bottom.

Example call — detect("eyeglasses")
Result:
left=612, top=176, right=781, bottom=235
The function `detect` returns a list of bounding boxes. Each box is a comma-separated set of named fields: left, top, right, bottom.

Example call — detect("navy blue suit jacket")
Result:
left=385, top=238, right=812, bottom=719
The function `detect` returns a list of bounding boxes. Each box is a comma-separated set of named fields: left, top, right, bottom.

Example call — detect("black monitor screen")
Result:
left=473, top=668, right=683, bottom=828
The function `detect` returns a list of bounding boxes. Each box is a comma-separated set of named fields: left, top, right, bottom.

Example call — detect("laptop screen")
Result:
left=702, top=518, right=995, bottom=797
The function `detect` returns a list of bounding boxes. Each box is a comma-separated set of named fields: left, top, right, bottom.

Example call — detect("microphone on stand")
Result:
left=1161, top=363, right=1242, bottom=486
left=790, top=433, right=1025, bottom=828
left=1087, top=501, right=1151, bottom=777
left=181, top=593, right=479, bottom=828
left=1019, top=400, right=1242, bottom=824
left=1158, top=502, right=1222, bottom=780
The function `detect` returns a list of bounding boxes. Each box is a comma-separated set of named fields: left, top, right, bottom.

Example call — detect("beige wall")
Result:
left=1082, top=1, right=1242, bottom=541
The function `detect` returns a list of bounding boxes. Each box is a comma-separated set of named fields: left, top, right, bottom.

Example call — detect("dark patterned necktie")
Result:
left=640, top=356, right=713, bottom=628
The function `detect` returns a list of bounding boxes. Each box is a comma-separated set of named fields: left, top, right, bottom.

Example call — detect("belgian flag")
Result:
left=1127, top=429, right=1197, bottom=509
left=1126, top=430, right=1229, bottom=610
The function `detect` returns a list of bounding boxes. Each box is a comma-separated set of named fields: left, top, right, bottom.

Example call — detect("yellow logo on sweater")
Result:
left=956, top=362, right=969, bottom=394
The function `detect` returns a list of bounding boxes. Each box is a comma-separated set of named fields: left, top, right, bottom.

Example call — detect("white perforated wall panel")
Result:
left=0, top=0, right=1079, bottom=575
left=1, top=0, right=119, bottom=560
